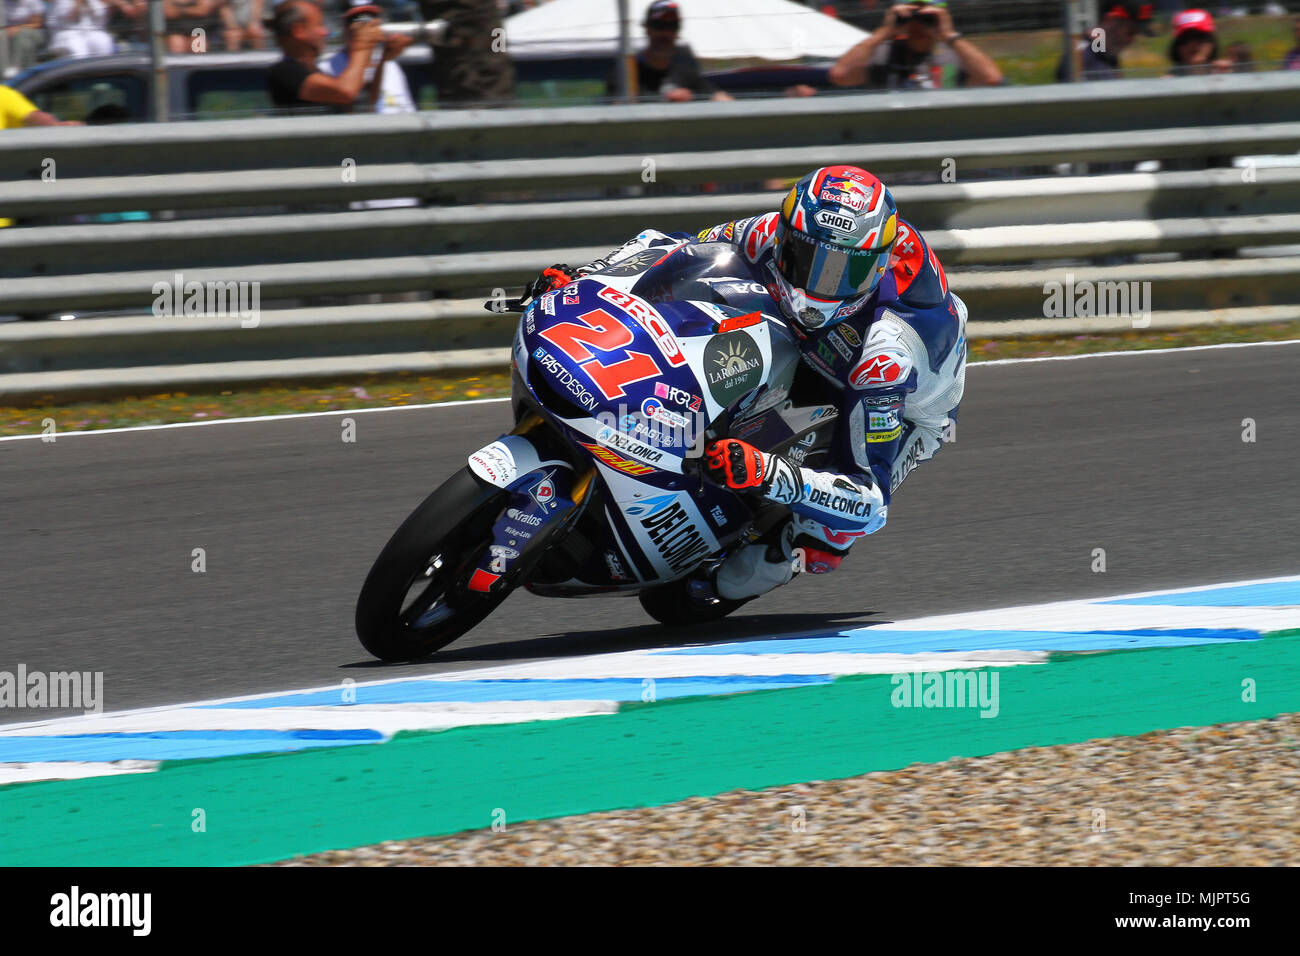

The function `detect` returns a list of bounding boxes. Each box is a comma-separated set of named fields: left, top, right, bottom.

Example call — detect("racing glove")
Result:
left=705, top=439, right=887, bottom=535
left=524, top=264, right=574, bottom=301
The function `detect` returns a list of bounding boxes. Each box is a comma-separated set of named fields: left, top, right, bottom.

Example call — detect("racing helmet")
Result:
left=771, top=165, right=898, bottom=330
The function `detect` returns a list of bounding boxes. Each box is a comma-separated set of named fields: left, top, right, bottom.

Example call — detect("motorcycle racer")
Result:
left=527, top=165, right=967, bottom=602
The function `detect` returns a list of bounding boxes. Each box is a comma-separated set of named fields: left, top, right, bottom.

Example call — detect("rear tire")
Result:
left=355, top=467, right=510, bottom=661
left=638, top=577, right=752, bottom=627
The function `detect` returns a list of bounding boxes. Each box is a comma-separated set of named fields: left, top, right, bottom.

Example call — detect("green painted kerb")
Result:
left=2, top=632, right=1297, bottom=866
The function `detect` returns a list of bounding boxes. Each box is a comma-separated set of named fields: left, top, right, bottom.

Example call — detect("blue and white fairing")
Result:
left=505, top=265, right=791, bottom=588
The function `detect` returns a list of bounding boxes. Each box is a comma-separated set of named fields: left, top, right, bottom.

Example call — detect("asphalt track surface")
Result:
left=3, top=343, right=1298, bottom=722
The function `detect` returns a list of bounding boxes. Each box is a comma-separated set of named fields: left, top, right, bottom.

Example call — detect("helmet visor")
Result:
left=775, top=224, right=888, bottom=300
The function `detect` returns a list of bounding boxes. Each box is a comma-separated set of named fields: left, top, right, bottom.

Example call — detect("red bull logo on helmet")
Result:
left=819, top=177, right=871, bottom=213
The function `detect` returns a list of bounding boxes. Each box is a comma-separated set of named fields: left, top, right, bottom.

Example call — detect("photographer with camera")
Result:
left=267, top=0, right=382, bottom=111
left=829, top=1, right=1002, bottom=90
left=321, top=2, right=417, bottom=114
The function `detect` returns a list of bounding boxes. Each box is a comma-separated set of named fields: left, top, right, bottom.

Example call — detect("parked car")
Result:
left=9, top=49, right=836, bottom=121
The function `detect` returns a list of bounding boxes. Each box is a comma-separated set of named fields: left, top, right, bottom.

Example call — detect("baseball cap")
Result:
left=1102, top=2, right=1155, bottom=34
left=1172, top=9, right=1216, bottom=36
left=342, top=2, right=382, bottom=20
left=644, top=1, right=680, bottom=29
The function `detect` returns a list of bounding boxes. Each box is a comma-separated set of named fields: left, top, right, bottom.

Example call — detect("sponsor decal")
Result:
left=598, top=286, right=687, bottom=368
left=604, top=549, right=632, bottom=582
left=468, top=442, right=515, bottom=485
left=579, top=441, right=655, bottom=476
left=532, top=347, right=599, bottom=409
left=893, top=435, right=925, bottom=488
left=506, top=508, right=543, bottom=527
left=850, top=352, right=908, bottom=388
left=744, top=213, right=779, bottom=263
left=835, top=294, right=871, bottom=321
left=715, top=311, right=763, bottom=334
left=596, top=425, right=664, bottom=464
left=817, top=340, right=839, bottom=365
left=488, top=544, right=519, bottom=573
left=654, top=380, right=703, bottom=412
left=788, top=445, right=809, bottom=465
left=864, top=394, right=901, bottom=408
left=732, top=417, right=766, bottom=441
left=640, top=397, right=691, bottom=430
left=703, top=330, right=764, bottom=405
left=540, top=292, right=557, bottom=316
left=814, top=209, right=857, bottom=234
left=709, top=504, right=727, bottom=527
left=638, top=499, right=711, bottom=573
left=562, top=285, right=581, bottom=306
left=838, top=324, right=862, bottom=348
left=828, top=329, right=853, bottom=361
left=803, top=345, right=839, bottom=381
left=722, top=221, right=735, bottom=241
left=504, top=525, right=533, bottom=540
left=596, top=248, right=664, bottom=277
left=530, top=472, right=556, bottom=510
left=867, top=426, right=903, bottom=443
left=810, top=404, right=839, bottom=422
left=808, top=488, right=873, bottom=518
left=869, top=410, right=900, bottom=431
left=819, top=177, right=869, bottom=213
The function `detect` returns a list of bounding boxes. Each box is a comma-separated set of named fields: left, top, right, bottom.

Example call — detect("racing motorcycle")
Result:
left=355, top=241, right=841, bottom=661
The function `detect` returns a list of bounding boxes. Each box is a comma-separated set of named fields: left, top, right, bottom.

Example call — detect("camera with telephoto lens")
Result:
left=897, top=4, right=940, bottom=26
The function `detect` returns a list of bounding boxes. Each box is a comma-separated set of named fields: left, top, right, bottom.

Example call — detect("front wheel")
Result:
left=355, top=467, right=510, bottom=661
left=638, top=576, right=752, bottom=627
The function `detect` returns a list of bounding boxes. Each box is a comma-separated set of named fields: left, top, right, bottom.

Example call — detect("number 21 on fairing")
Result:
left=538, top=307, right=662, bottom=401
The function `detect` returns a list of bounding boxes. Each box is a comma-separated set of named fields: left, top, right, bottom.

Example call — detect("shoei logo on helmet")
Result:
left=814, top=209, right=857, bottom=234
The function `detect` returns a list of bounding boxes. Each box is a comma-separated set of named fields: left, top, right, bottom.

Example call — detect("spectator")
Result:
left=2, top=85, right=80, bottom=230
left=322, top=1, right=415, bottom=113
left=4, top=0, right=46, bottom=71
left=1284, top=17, right=1300, bottom=70
left=829, top=1, right=1003, bottom=90
left=1058, top=1, right=1154, bottom=82
left=1, top=83, right=81, bottom=127
left=220, top=0, right=265, bottom=50
left=267, top=0, right=382, bottom=111
left=1166, top=8, right=1231, bottom=75
left=607, top=1, right=733, bottom=103
left=1224, top=40, right=1253, bottom=72
left=162, top=0, right=221, bottom=54
left=45, top=0, right=122, bottom=57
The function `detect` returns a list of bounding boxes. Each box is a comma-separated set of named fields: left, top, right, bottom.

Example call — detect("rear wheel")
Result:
left=355, top=467, right=510, bottom=661
left=638, top=576, right=752, bottom=627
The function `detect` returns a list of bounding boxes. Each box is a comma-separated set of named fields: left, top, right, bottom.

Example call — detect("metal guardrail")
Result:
left=0, top=73, right=1298, bottom=399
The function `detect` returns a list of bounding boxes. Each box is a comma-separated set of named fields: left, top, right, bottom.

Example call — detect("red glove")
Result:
left=705, top=439, right=767, bottom=490
left=525, top=264, right=574, bottom=301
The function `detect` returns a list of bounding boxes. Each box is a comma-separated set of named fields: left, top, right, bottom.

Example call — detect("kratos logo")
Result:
left=506, top=508, right=543, bottom=526
left=851, top=353, right=906, bottom=387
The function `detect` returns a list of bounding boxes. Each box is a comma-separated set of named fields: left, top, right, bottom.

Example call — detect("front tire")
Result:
left=355, top=467, right=510, bottom=661
left=638, top=576, right=752, bottom=627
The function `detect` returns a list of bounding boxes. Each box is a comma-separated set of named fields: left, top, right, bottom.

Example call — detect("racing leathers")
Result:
left=568, top=211, right=968, bottom=600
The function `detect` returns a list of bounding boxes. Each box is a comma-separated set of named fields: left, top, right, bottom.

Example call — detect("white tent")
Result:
left=505, top=0, right=868, bottom=62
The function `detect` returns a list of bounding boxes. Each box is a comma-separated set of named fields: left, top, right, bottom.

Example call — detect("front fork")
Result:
left=464, top=413, right=596, bottom=594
